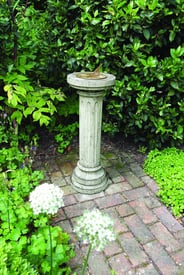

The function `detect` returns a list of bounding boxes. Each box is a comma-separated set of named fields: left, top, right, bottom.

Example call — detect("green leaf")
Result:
left=102, top=20, right=110, bottom=27
left=124, top=61, right=134, bottom=67
left=168, top=90, right=175, bottom=96
left=10, top=228, right=21, bottom=241
left=170, top=81, right=179, bottom=90
left=39, top=115, right=51, bottom=126
left=16, top=74, right=28, bottom=81
left=94, top=9, right=98, bottom=17
left=91, top=18, right=101, bottom=25
left=41, top=261, right=50, bottom=273
left=11, top=110, right=23, bottom=124
left=23, top=106, right=35, bottom=117
left=148, top=0, right=158, bottom=10
left=33, top=110, right=41, bottom=121
left=177, top=125, right=183, bottom=135
left=9, top=94, right=20, bottom=107
left=157, top=74, right=163, bottom=81
left=169, top=31, right=175, bottom=42
left=143, top=29, right=150, bottom=40
left=17, top=66, right=26, bottom=74
left=14, top=85, right=27, bottom=97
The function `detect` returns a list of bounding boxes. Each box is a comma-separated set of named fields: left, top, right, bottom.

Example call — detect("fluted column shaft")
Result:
left=78, top=90, right=104, bottom=169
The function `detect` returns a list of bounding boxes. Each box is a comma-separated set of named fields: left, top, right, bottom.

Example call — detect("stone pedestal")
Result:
left=67, top=72, right=115, bottom=194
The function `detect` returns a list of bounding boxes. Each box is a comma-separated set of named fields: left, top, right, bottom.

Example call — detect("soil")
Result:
left=35, top=129, right=147, bottom=166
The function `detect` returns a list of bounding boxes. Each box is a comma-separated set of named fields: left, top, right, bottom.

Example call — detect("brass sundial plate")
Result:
left=76, top=72, right=107, bottom=80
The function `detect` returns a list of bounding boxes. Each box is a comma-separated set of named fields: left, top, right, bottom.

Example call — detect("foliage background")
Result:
left=0, top=0, right=184, bottom=147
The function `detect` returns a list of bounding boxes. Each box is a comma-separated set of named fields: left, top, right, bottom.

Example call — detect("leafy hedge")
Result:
left=0, top=0, right=184, bottom=147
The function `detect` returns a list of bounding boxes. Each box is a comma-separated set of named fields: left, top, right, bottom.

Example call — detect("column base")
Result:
left=71, top=162, right=108, bottom=194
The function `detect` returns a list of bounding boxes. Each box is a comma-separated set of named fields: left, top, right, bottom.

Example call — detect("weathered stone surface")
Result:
left=105, top=182, right=128, bottom=195
left=88, top=250, right=111, bottom=275
left=95, top=193, right=125, bottom=209
left=129, top=162, right=145, bottom=177
left=172, top=249, right=184, bottom=267
left=153, top=206, right=183, bottom=233
left=63, top=194, right=77, bottom=206
left=124, top=171, right=144, bottom=188
left=119, top=232, right=149, bottom=266
left=124, top=186, right=151, bottom=201
left=124, top=214, right=154, bottom=244
left=129, top=199, right=157, bottom=224
left=50, top=171, right=66, bottom=187
left=149, top=222, right=182, bottom=252
left=135, top=264, right=160, bottom=275
left=141, top=175, right=159, bottom=193
left=109, top=253, right=131, bottom=274
left=56, top=160, right=73, bottom=176
left=104, top=241, right=122, bottom=257
left=144, top=241, right=181, bottom=275
left=75, top=191, right=104, bottom=202
left=67, top=72, right=115, bottom=194
left=116, top=204, right=135, bottom=217
left=64, top=201, right=96, bottom=218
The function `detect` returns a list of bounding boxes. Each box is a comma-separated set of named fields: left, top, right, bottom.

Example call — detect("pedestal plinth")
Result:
left=67, top=72, right=115, bottom=194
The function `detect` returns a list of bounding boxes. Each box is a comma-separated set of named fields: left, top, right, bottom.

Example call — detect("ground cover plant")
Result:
left=144, top=147, right=184, bottom=217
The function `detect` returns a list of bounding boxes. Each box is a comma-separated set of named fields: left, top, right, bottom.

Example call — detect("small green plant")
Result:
left=0, top=169, right=74, bottom=274
left=54, top=122, right=79, bottom=153
left=0, top=125, right=74, bottom=274
left=144, top=147, right=184, bottom=217
left=137, top=145, right=147, bottom=154
left=110, top=269, right=117, bottom=275
left=29, top=183, right=74, bottom=275
left=102, top=121, right=119, bottom=137
left=0, top=239, right=38, bottom=275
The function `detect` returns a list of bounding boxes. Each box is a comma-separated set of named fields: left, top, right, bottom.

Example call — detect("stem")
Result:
left=7, top=196, right=11, bottom=232
left=23, top=0, right=29, bottom=16
left=2, top=171, right=13, bottom=232
left=81, top=244, right=92, bottom=275
left=48, top=221, right=53, bottom=275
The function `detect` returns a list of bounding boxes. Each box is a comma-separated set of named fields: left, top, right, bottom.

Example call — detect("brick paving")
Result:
left=34, top=147, right=184, bottom=275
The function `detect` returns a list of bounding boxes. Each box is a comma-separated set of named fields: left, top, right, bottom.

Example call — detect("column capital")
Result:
left=67, top=72, right=115, bottom=91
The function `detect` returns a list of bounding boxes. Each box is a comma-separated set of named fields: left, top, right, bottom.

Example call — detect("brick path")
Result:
left=34, top=146, right=184, bottom=275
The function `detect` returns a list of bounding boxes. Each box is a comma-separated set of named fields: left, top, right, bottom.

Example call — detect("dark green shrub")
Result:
left=43, top=0, right=184, bottom=147
left=0, top=0, right=183, bottom=147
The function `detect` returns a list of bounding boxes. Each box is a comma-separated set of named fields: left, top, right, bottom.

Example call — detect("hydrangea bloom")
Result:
left=29, top=183, right=64, bottom=215
left=74, top=208, right=116, bottom=251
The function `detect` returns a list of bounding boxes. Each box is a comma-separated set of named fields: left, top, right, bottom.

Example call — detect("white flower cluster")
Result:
left=74, top=208, right=116, bottom=251
left=29, top=183, right=64, bottom=215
